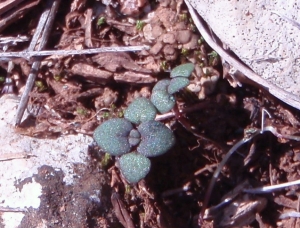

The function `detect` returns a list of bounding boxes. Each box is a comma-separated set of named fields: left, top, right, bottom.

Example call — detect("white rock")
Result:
left=0, top=94, right=93, bottom=227
left=187, top=0, right=300, bottom=107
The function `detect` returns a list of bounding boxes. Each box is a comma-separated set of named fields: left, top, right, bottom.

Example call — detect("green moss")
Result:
left=97, top=17, right=106, bottom=26
left=136, top=20, right=145, bottom=31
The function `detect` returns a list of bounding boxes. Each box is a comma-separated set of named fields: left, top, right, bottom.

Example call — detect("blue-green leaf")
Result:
left=151, top=90, right=175, bottom=113
left=170, top=63, right=194, bottom=78
left=151, top=79, right=175, bottom=113
left=119, top=152, right=151, bottom=184
left=124, top=97, right=157, bottom=125
left=137, top=121, right=175, bottom=157
left=168, top=77, right=190, bottom=94
left=128, top=129, right=141, bottom=146
left=152, top=79, right=171, bottom=91
left=93, top=118, right=133, bottom=156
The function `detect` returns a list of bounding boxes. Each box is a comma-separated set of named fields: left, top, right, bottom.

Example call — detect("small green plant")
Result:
left=136, top=20, right=145, bottom=31
left=198, top=36, right=205, bottom=45
left=208, top=51, right=219, bottom=66
left=0, top=76, right=5, bottom=83
left=53, top=74, right=62, bottom=81
left=101, top=112, right=110, bottom=118
left=93, top=63, right=194, bottom=183
left=76, top=107, right=88, bottom=116
left=100, top=153, right=111, bottom=168
left=35, top=80, right=47, bottom=92
left=97, top=17, right=106, bottom=26
left=160, top=61, right=168, bottom=71
left=179, top=13, right=188, bottom=22
left=181, top=48, right=189, bottom=56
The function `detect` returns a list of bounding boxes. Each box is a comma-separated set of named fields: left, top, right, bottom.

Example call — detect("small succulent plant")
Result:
left=151, top=63, right=195, bottom=113
left=93, top=63, right=194, bottom=183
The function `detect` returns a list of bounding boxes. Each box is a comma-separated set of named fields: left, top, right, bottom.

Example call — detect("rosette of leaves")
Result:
left=93, top=118, right=175, bottom=183
left=93, top=63, right=193, bottom=183
left=151, top=63, right=194, bottom=113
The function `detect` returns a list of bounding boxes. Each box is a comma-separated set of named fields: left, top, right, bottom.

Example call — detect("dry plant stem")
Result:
left=261, top=108, right=272, bottom=133
left=0, top=0, right=27, bottom=15
left=155, top=101, right=211, bottom=121
left=244, top=179, right=300, bottom=194
left=27, top=8, right=49, bottom=51
left=0, top=153, right=35, bottom=161
left=15, top=0, right=61, bottom=126
left=185, top=0, right=300, bottom=110
left=264, top=125, right=300, bottom=141
left=199, top=129, right=260, bottom=220
left=194, top=164, right=218, bottom=176
left=0, top=45, right=150, bottom=59
left=161, top=183, right=190, bottom=198
left=0, top=206, right=27, bottom=212
left=279, top=211, right=300, bottom=219
left=0, top=0, right=41, bottom=32
left=205, top=180, right=250, bottom=217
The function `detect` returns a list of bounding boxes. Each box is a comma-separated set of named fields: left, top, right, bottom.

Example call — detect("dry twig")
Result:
left=15, top=0, right=61, bottom=126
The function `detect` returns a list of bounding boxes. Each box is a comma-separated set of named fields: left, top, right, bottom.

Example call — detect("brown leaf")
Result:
left=111, top=192, right=135, bottom=228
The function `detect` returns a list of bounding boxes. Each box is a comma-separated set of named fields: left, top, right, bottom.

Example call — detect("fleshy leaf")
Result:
left=151, top=90, right=175, bottom=114
left=170, top=63, right=194, bottom=78
left=128, top=129, right=141, bottom=146
left=151, top=79, right=175, bottom=113
left=167, top=77, right=190, bottom=94
left=93, top=118, right=133, bottom=156
left=124, top=97, right=157, bottom=125
left=119, top=152, right=151, bottom=184
left=152, top=79, right=171, bottom=92
left=137, top=120, right=175, bottom=157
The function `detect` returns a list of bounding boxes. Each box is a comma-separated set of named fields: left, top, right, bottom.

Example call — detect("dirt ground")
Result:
left=1, top=0, right=300, bottom=227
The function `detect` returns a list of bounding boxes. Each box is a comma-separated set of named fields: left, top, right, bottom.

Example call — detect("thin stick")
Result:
left=261, top=108, right=272, bottom=133
left=0, top=45, right=150, bottom=60
left=0, top=152, right=35, bottom=161
left=15, top=0, right=61, bottom=126
left=199, top=128, right=260, bottom=220
left=244, top=179, right=300, bottom=194
left=0, top=206, right=27, bottom=212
